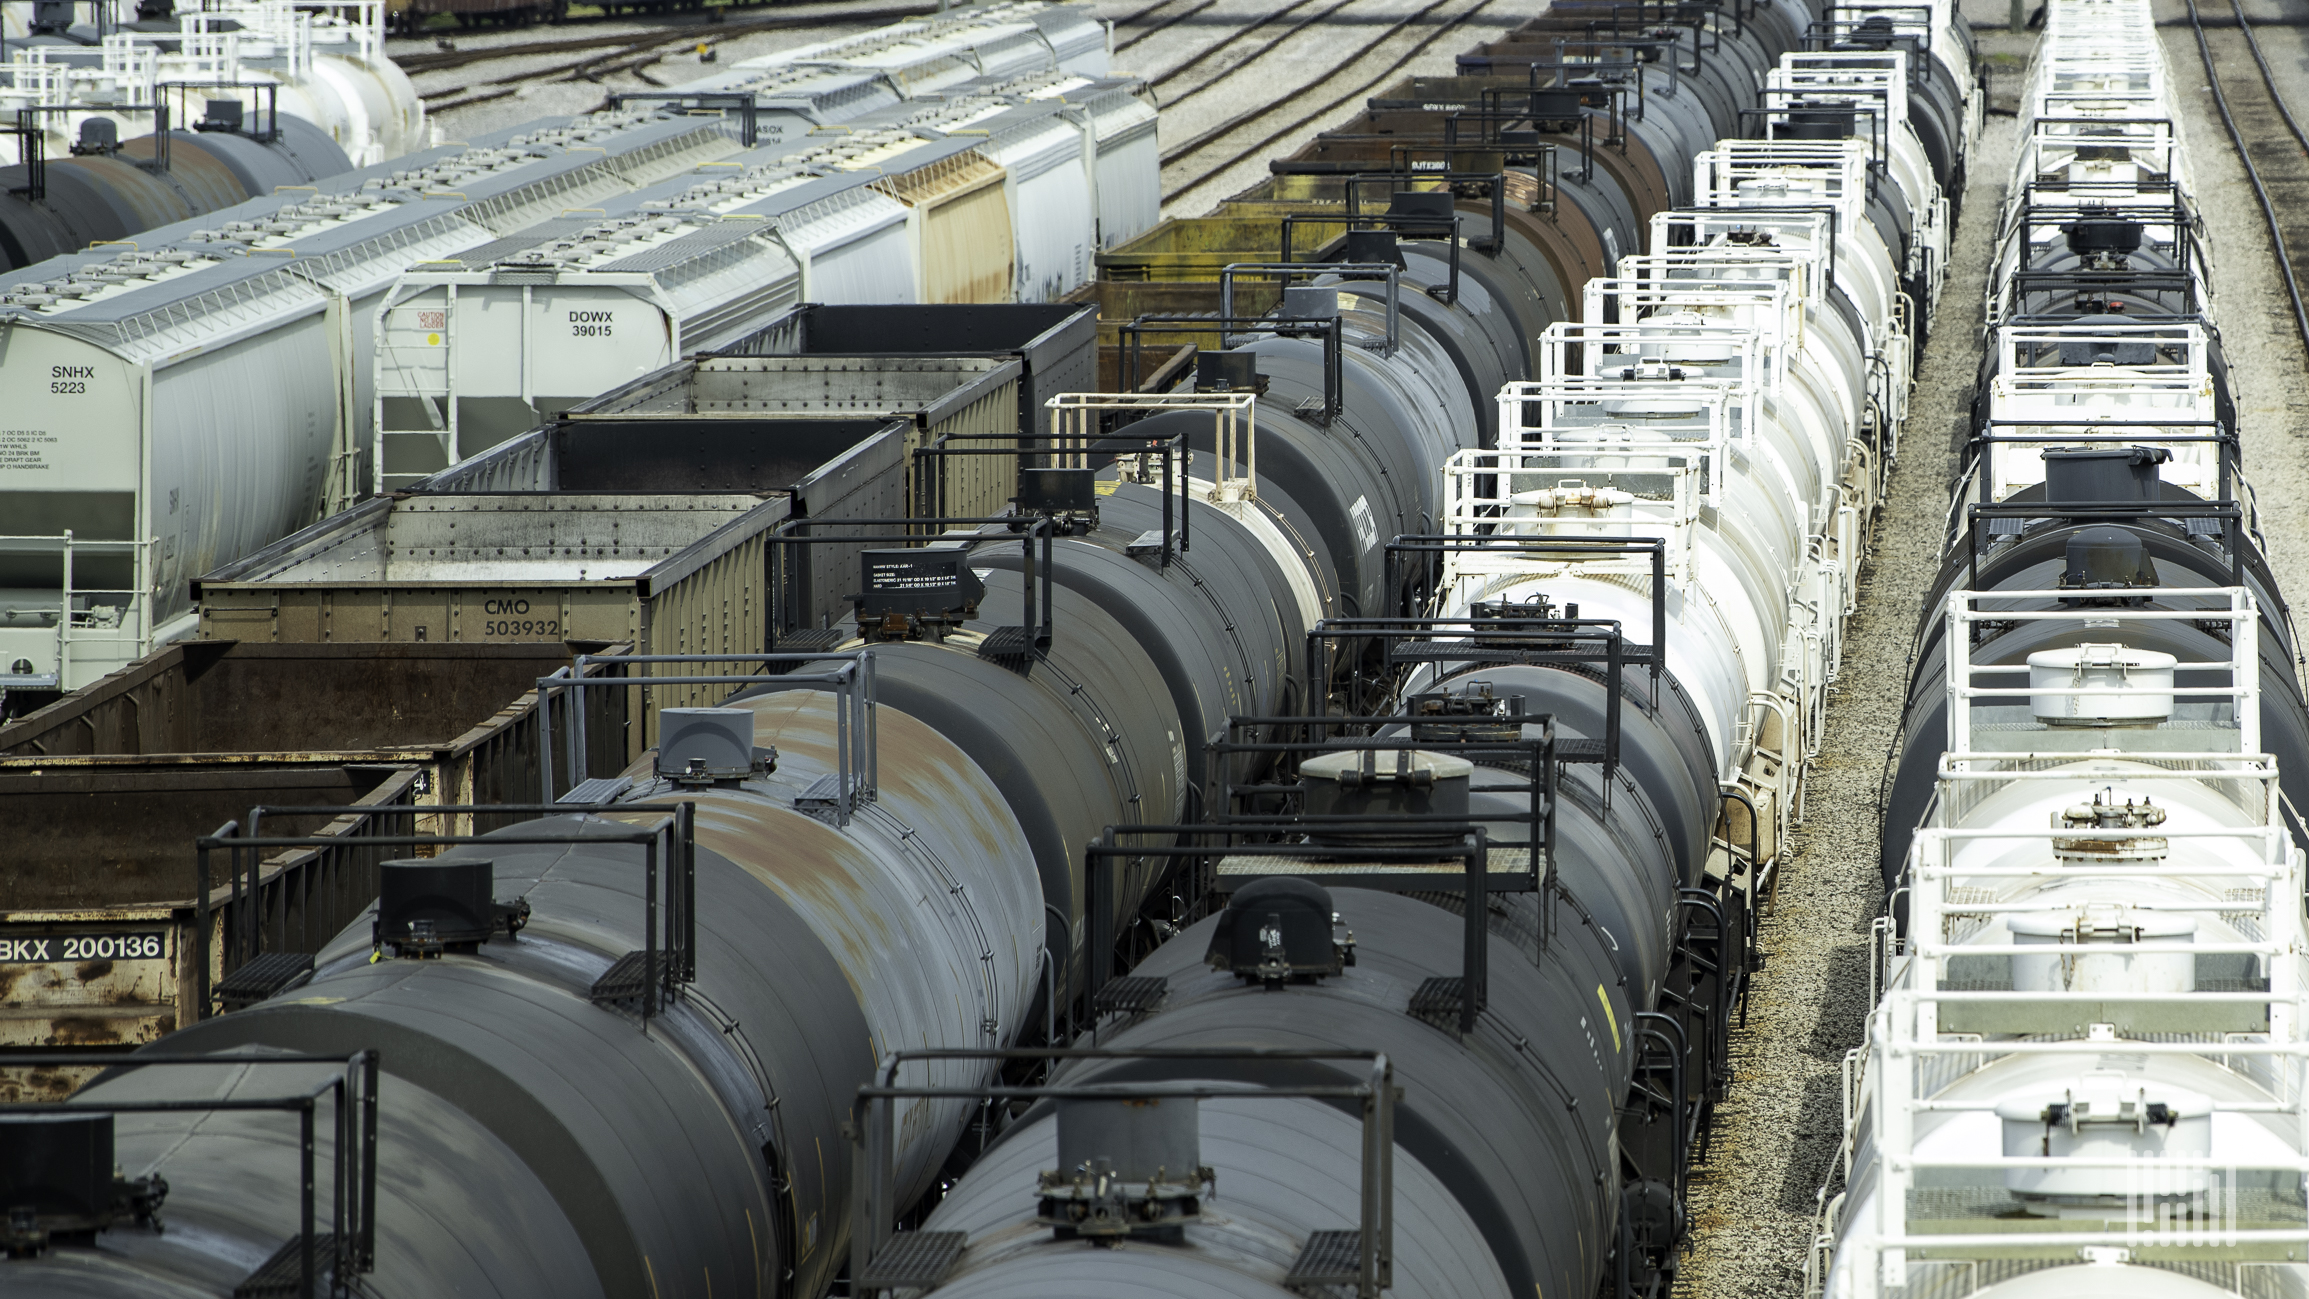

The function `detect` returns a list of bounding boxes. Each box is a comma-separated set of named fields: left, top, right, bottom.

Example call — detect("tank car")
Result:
left=0, top=1, right=1977, bottom=1296
left=0, top=106, right=350, bottom=270
left=1820, top=3, right=2309, bottom=1296
left=1, top=1, right=424, bottom=173
left=0, top=244, right=1516, bottom=1287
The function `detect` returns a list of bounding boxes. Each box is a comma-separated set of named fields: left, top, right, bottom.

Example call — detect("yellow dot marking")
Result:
left=426, top=332, right=442, bottom=345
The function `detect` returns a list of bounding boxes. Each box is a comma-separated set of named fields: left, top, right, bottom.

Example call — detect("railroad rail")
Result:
left=1111, top=0, right=1221, bottom=52
left=2187, top=0, right=2309, bottom=352
left=393, top=0, right=938, bottom=109
left=1159, top=0, right=1498, bottom=205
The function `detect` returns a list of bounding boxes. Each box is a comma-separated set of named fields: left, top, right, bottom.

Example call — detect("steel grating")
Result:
left=857, top=1230, right=967, bottom=1288
left=1093, top=975, right=1168, bottom=1016
left=1285, top=1229, right=1364, bottom=1286
left=589, top=950, right=663, bottom=1005
left=976, top=626, right=1034, bottom=666
left=1407, top=976, right=1467, bottom=1019
left=560, top=777, right=635, bottom=806
left=232, top=1232, right=336, bottom=1298
left=215, top=953, right=316, bottom=1010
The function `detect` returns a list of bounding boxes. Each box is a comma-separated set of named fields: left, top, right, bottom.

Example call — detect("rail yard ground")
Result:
left=1676, top=110, right=2022, bottom=1299
left=392, top=0, right=1529, bottom=211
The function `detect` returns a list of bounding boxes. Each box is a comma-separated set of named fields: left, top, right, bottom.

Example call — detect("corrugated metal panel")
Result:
left=1093, top=126, right=1161, bottom=251
left=668, top=244, right=805, bottom=353
left=801, top=219, right=917, bottom=305
left=974, top=110, right=1093, bottom=301
left=971, top=25, right=1060, bottom=78
left=874, top=150, right=1013, bottom=303
left=1013, top=161, right=1093, bottom=302
left=152, top=324, right=340, bottom=625
left=1027, top=5, right=1111, bottom=74
left=1071, top=87, right=1161, bottom=248
left=873, top=52, right=982, bottom=96
left=921, top=378, right=1019, bottom=518
left=774, top=185, right=916, bottom=304
left=595, top=124, right=747, bottom=186
left=641, top=516, right=773, bottom=733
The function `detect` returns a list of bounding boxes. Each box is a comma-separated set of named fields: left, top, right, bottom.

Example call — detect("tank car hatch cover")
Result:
left=656, top=707, right=775, bottom=785
left=2043, top=445, right=2170, bottom=502
left=376, top=856, right=512, bottom=952
left=921, top=1094, right=1513, bottom=1299
left=2060, top=526, right=2158, bottom=592
left=1038, top=1090, right=1211, bottom=1241
left=1299, top=749, right=1474, bottom=827
left=1205, top=876, right=1350, bottom=984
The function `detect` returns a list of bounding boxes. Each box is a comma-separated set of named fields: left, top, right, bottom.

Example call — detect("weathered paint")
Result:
left=614, top=690, right=1041, bottom=1208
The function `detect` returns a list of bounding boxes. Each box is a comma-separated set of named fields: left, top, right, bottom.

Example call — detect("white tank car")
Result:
left=1812, top=1, right=2309, bottom=1295
left=0, top=0, right=422, bottom=170
left=1426, top=112, right=1950, bottom=860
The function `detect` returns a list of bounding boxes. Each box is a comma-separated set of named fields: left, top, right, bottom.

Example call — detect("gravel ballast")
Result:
left=1671, top=106, right=2023, bottom=1299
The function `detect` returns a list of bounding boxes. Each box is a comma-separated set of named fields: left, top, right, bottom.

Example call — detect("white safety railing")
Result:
left=1943, top=587, right=2261, bottom=759
left=1841, top=767, right=2309, bottom=1296
left=1532, top=320, right=1763, bottom=454
left=0, top=532, right=156, bottom=693
left=1694, top=139, right=1875, bottom=235
left=1047, top=391, right=1258, bottom=503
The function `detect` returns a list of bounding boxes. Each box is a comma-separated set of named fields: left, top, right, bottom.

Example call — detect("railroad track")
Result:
left=397, top=1, right=935, bottom=109
left=2188, top=0, right=2309, bottom=352
left=1159, top=0, right=1499, bottom=207
left=1111, top=0, right=1221, bottom=53
left=1143, top=0, right=1343, bottom=97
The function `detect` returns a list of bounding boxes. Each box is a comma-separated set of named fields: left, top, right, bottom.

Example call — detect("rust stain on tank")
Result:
left=76, top=960, right=114, bottom=982
left=736, top=690, right=1021, bottom=862
left=45, top=1017, right=123, bottom=1045
left=0, top=1066, right=98, bottom=1103
left=614, top=688, right=1028, bottom=979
